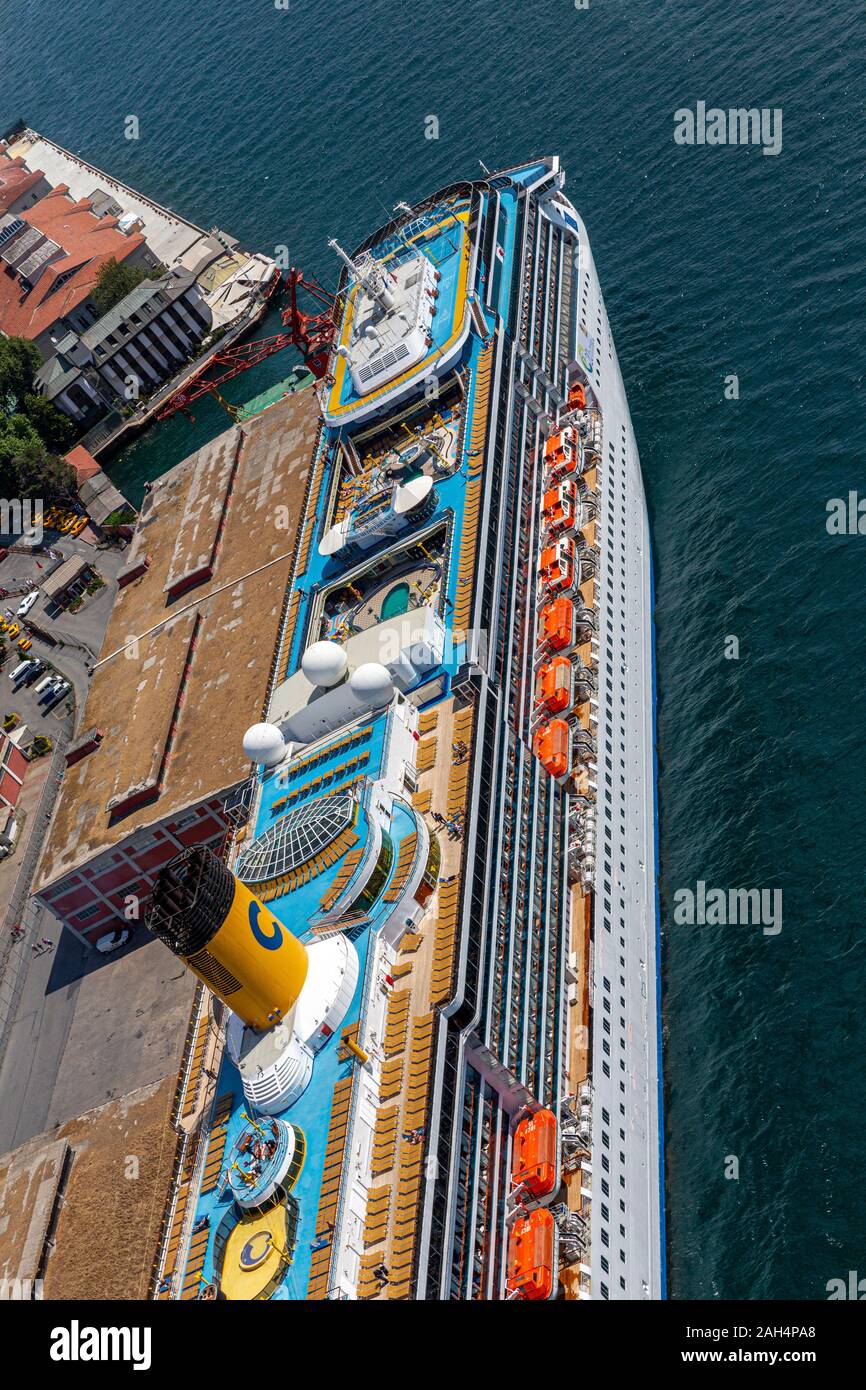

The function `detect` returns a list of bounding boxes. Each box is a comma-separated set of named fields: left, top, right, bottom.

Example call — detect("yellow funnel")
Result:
left=147, top=849, right=308, bottom=1032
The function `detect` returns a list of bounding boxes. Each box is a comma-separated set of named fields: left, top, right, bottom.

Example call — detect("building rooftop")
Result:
left=40, top=553, right=90, bottom=599
left=64, top=443, right=102, bottom=483
left=0, top=1077, right=179, bottom=1300
left=80, top=267, right=195, bottom=352
left=0, top=183, right=145, bottom=340
left=3, top=129, right=209, bottom=266
left=34, top=387, right=320, bottom=892
left=0, top=151, right=43, bottom=214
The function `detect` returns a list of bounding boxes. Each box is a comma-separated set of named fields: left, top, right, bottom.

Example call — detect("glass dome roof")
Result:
left=236, top=794, right=357, bottom=885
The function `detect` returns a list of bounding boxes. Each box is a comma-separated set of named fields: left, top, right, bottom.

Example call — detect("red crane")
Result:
left=156, top=268, right=338, bottom=421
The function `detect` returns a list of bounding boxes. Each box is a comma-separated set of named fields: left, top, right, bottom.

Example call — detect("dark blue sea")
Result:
left=2, top=0, right=865, bottom=1299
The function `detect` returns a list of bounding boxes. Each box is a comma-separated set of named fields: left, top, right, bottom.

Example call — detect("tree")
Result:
left=3, top=440, right=78, bottom=506
left=22, top=393, right=75, bottom=453
left=0, top=335, right=76, bottom=462
left=92, top=257, right=149, bottom=315
left=0, top=414, right=40, bottom=481
left=0, top=337, right=41, bottom=414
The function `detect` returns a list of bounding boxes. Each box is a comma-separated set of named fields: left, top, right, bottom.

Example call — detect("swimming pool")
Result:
left=381, top=581, right=411, bottom=618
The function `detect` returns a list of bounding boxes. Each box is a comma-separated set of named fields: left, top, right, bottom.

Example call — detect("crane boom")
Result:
left=155, top=268, right=337, bottom=421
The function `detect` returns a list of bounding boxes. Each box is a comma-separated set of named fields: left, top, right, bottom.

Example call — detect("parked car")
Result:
left=95, top=928, right=131, bottom=955
left=16, top=591, right=38, bottom=618
left=20, top=661, right=45, bottom=686
left=38, top=674, right=64, bottom=697
left=16, top=638, right=32, bottom=653
left=43, top=682, right=69, bottom=708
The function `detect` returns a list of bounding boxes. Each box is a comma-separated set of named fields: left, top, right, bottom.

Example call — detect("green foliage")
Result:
left=91, top=257, right=151, bottom=315
left=0, top=337, right=77, bottom=496
left=0, top=413, right=40, bottom=474
left=21, top=393, right=75, bottom=453
left=0, top=337, right=41, bottom=413
left=103, top=506, right=137, bottom=528
left=0, top=439, right=78, bottom=507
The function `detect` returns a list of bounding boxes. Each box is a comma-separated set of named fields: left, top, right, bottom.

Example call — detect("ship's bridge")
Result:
left=324, top=200, right=474, bottom=427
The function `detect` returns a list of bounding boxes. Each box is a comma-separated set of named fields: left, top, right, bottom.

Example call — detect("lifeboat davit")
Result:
left=512, top=1108, right=558, bottom=1200
left=542, top=478, right=577, bottom=535
left=539, top=537, right=575, bottom=593
left=567, top=380, right=587, bottom=411
left=506, top=1207, right=556, bottom=1301
left=538, top=596, right=575, bottom=652
left=535, top=656, right=573, bottom=715
left=533, top=718, right=571, bottom=780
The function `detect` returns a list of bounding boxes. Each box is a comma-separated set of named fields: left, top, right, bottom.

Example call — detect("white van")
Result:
left=8, top=660, right=32, bottom=682
left=33, top=674, right=56, bottom=694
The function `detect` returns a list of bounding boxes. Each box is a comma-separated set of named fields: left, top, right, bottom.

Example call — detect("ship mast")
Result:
left=327, top=238, right=396, bottom=311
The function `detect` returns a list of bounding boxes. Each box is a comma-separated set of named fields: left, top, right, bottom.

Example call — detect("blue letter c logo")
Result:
left=249, top=899, right=282, bottom=951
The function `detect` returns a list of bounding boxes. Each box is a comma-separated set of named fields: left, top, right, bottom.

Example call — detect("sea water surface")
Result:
left=2, top=0, right=865, bottom=1299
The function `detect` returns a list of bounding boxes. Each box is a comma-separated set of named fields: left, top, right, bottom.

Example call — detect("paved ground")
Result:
left=0, top=920, right=195, bottom=1154
left=0, top=532, right=148, bottom=1160
left=0, top=538, right=128, bottom=726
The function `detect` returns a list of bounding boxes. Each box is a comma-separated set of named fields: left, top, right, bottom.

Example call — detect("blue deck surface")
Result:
left=178, top=176, right=532, bottom=1300
left=188, top=774, right=422, bottom=1297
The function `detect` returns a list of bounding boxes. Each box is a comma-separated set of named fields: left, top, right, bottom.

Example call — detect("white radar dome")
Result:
left=349, top=662, right=394, bottom=709
left=302, top=641, right=348, bottom=689
left=243, top=723, right=287, bottom=768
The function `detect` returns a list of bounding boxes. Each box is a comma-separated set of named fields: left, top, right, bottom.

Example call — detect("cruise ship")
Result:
left=146, top=156, right=665, bottom=1302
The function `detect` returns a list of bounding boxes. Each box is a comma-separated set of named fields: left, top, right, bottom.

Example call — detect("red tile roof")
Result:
left=64, top=445, right=102, bottom=482
left=0, top=153, right=43, bottom=215
left=0, top=183, right=144, bottom=341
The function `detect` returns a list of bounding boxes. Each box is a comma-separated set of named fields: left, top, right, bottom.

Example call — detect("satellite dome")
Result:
left=349, top=662, right=394, bottom=708
left=302, top=641, right=348, bottom=688
left=394, top=475, right=433, bottom=514
left=243, top=723, right=286, bottom=768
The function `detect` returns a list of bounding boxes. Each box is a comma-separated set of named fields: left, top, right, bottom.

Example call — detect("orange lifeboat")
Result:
left=538, top=596, right=575, bottom=652
left=567, top=380, right=586, bottom=411
left=535, top=656, right=572, bottom=715
left=544, top=426, right=581, bottom=479
left=539, top=537, right=575, bottom=593
left=506, top=1207, right=556, bottom=1300
left=542, top=426, right=574, bottom=465
left=542, top=478, right=577, bottom=534
left=533, top=719, right=571, bottom=779
left=513, top=1108, right=558, bottom=1199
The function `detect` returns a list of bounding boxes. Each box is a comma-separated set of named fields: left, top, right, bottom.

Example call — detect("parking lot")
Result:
left=0, top=536, right=128, bottom=745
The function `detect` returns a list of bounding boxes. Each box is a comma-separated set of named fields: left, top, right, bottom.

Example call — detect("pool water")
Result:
left=381, top=582, right=411, bottom=618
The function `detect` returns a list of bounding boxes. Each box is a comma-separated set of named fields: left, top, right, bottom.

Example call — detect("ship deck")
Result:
left=163, top=192, right=501, bottom=1300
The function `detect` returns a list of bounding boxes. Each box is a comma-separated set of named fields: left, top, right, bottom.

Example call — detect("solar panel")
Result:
left=0, top=217, right=25, bottom=251
left=17, top=238, right=60, bottom=279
